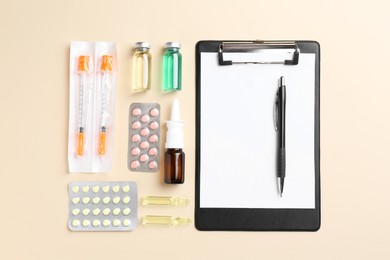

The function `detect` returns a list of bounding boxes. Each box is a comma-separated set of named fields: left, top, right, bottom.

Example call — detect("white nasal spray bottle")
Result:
left=164, top=98, right=185, bottom=184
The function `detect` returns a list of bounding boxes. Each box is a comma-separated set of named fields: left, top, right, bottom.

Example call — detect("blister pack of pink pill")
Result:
left=128, top=103, right=160, bottom=172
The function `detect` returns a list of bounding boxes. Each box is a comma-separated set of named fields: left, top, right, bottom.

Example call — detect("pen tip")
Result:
left=280, top=76, right=285, bottom=86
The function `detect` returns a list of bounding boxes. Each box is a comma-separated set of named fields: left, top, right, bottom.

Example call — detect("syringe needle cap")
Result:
left=101, top=55, right=113, bottom=72
left=78, top=55, right=91, bottom=72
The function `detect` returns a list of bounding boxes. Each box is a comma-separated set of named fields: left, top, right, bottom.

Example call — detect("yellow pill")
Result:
left=123, top=208, right=131, bottom=216
left=82, top=219, right=90, bottom=227
left=92, top=208, right=101, bottom=216
left=72, top=197, right=80, bottom=204
left=82, top=186, right=90, bottom=193
left=72, top=208, right=80, bottom=216
left=92, top=185, right=100, bottom=193
left=82, top=208, right=90, bottom=216
left=103, top=219, right=111, bottom=227
left=102, top=185, right=110, bottom=193
left=82, top=197, right=90, bottom=204
left=92, top=197, right=100, bottom=204
left=113, top=219, right=120, bottom=227
left=112, top=185, right=120, bottom=193
left=123, top=219, right=131, bottom=227
left=92, top=219, right=101, bottom=227
left=72, top=219, right=80, bottom=227
left=113, top=197, right=120, bottom=204
left=122, top=185, right=130, bottom=193
left=103, top=208, right=110, bottom=216
left=72, top=186, right=80, bottom=193
left=113, top=208, right=120, bottom=216
left=122, top=196, right=131, bottom=204
left=103, top=197, right=110, bottom=204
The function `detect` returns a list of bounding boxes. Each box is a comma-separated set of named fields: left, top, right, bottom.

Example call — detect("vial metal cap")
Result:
left=164, top=42, right=181, bottom=49
left=134, top=42, right=151, bottom=49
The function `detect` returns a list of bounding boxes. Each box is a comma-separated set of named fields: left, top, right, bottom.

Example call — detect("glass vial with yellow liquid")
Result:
left=132, top=42, right=151, bottom=92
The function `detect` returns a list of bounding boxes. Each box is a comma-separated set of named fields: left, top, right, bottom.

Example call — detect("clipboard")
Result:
left=195, top=40, right=320, bottom=231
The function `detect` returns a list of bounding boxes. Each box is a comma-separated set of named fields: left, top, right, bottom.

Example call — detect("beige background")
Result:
left=1, top=0, right=389, bottom=259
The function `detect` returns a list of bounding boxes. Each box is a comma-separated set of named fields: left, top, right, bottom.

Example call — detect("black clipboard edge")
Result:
left=195, top=40, right=321, bottom=231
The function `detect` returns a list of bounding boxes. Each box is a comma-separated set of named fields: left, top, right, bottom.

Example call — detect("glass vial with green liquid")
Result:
left=163, top=42, right=182, bottom=91
left=132, top=42, right=151, bottom=92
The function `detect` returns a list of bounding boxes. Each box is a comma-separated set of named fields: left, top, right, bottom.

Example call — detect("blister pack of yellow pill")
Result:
left=68, top=182, right=137, bottom=231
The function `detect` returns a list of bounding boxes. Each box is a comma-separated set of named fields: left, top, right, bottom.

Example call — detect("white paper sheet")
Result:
left=200, top=52, right=315, bottom=208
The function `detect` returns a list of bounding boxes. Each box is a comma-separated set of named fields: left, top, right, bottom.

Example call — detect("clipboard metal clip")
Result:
left=274, top=92, right=279, bottom=131
left=218, top=40, right=300, bottom=66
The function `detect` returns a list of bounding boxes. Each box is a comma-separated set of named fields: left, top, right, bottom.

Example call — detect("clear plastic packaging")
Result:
left=68, top=42, right=117, bottom=173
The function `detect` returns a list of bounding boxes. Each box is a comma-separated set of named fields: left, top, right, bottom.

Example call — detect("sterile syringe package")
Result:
left=68, top=42, right=117, bottom=173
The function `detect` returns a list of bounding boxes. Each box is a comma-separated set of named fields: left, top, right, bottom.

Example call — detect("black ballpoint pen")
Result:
left=275, top=76, right=286, bottom=197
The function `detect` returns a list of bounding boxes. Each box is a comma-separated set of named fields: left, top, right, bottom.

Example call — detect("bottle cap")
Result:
left=165, top=99, right=184, bottom=149
left=164, top=42, right=181, bottom=49
left=134, top=42, right=151, bottom=50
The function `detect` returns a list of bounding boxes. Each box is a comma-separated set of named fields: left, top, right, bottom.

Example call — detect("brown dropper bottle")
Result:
left=164, top=99, right=185, bottom=184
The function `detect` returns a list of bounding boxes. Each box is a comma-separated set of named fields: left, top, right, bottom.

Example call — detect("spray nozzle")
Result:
left=165, top=98, right=184, bottom=149
left=170, top=98, right=181, bottom=121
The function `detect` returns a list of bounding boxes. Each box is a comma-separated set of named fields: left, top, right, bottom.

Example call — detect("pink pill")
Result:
left=131, top=134, right=140, bottom=143
left=149, top=134, right=158, bottom=143
left=131, top=121, right=141, bottom=129
left=132, top=108, right=141, bottom=116
left=140, top=154, right=149, bottom=162
left=149, top=121, right=159, bottom=130
left=131, top=147, right=140, bottom=156
left=140, top=114, right=150, bottom=123
left=130, top=160, right=140, bottom=169
left=148, top=147, right=158, bottom=156
left=140, top=141, right=149, bottom=149
left=148, top=161, right=158, bottom=169
left=140, top=128, right=150, bottom=137
left=149, top=108, right=159, bottom=117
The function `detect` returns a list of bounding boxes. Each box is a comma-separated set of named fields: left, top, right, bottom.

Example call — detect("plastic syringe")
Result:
left=98, top=55, right=113, bottom=155
left=76, top=56, right=90, bottom=156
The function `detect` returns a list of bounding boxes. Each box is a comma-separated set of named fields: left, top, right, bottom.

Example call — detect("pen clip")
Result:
left=273, top=91, right=279, bottom=131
